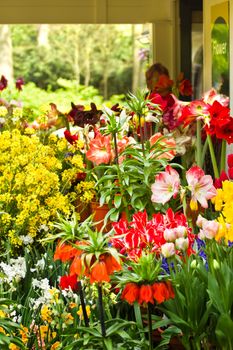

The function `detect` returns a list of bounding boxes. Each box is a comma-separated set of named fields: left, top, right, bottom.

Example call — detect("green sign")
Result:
left=211, top=2, right=229, bottom=95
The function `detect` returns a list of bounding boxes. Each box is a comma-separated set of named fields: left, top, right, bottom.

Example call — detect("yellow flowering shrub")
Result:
left=211, top=180, right=233, bottom=242
left=0, top=129, right=85, bottom=249
left=75, top=181, right=96, bottom=203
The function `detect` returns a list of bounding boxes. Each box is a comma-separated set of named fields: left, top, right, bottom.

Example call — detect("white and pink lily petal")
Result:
left=186, top=166, right=216, bottom=209
left=202, top=88, right=229, bottom=107
left=151, top=165, right=181, bottom=205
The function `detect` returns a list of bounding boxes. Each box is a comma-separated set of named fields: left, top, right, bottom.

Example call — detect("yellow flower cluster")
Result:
left=75, top=181, right=96, bottom=203
left=211, top=180, right=233, bottom=242
left=0, top=106, right=8, bottom=117
left=0, top=129, right=83, bottom=248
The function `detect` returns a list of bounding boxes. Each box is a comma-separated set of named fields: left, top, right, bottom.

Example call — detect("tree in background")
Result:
left=9, top=24, right=150, bottom=97
left=0, top=25, right=14, bottom=81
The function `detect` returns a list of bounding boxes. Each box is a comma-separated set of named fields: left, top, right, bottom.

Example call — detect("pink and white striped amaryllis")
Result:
left=111, top=208, right=195, bottom=260
left=86, top=134, right=112, bottom=165
left=151, top=165, right=180, bottom=205
left=186, top=166, right=217, bottom=210
left=202, top=88, right=229, bottom=107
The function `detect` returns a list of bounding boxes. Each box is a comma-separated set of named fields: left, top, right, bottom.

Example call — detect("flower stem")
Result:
left=97, top=283, right=106, bottom=337
left=139, top=115, right=145, bottom=157
left=196, top=119, right=202, bottom=167
left=115, top=162, right=130, bottom=221
left=220, top=139, right=226, bottom=173
left=207, top=134, right=219, bottom=179
left=113, top=132, right=119, bottom=165
left=201, top=137, right=209, bottom=168
left=78, top=281, right=89, bottom=327
left=147, top=303, right=153, bottom=350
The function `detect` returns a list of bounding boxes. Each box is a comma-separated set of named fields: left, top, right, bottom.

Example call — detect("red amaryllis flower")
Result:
left=0, top=75, right=7, bottom=91
left=154, top=75, right=174, bottom=93
left=227, top=154, right=233, bottom=168
left=178, top=79, right=193, bottom=96
left=54, top=242, right=79, bottom=262
left=86, top=134, right=112, bottom=165
left=64, top=129, right=78, bottom=145
left=138, top=284, right=154, bottom=305
left=228, top=167, right=233, bottom=180
left=59, top=274, right=79, bottom=291
left=214, top=170, right=229, bottom=189
left=121, top=283, right=140, bottom=304
left=205, top=101, right=230, bottom=136
left=90, top=261, right=110, bottom=284
left=15, top=77, right=24, bottom=91
left=215, top=116, right=233, bottom=144
left=148, top=92, right=168, bottom=111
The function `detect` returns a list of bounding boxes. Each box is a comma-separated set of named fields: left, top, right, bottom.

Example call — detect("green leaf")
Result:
left=114, top=195, right=122, bottom=209
left=215, top=314, right=233, bottom=347
left=103, top=337, right=113, bottom=350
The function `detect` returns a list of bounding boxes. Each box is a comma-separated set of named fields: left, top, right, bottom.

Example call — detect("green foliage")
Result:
left=10, top=24, right=136, bottom=97
left=1, top=80, right=104, bottom=119
left=61, top=318, right=148, bottom=349
left=160, top=243, right=233, bottom=350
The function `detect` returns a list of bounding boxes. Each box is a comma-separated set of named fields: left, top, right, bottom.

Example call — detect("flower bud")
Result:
left=213, top=259, right=220, bottom=270
left=202, top=220, right=219, bottom=239
left=175, top=238, right=189, bottom=251
left=198, top=229, right=206, bottom=240
left=190, top=260, right=197, bottom=269
left=175, top=226, right=187, bottom=238
left=161, top=243, right=175, bottom=258
left=196, top=214, right=204, bottom=228
left=190, top=198, right=198, bottom=211
left=164, top=228, right=176, bottom=242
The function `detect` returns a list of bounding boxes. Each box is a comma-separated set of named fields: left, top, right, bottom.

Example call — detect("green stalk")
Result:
left=207, top=134, right=219, bottom=179
left=147, top=303, right=153, bottom=350
left=97, top=283, right=106, bottom=337
left=138, top=115, right=145, bottom=157
left=134, top=302, right=143, bottom=329
left=112, top=130, right=129, bottom=219
left=78, top=281, right=89, bottom=327
left=196, top=119, right=202, bottom=167
left=220, top=139, right=226, bottom=173
left=116, top=163, right=130, bottom=221
left=201, top=137, right=209, bottom=168
left=113, top=132, right=119, bottom=165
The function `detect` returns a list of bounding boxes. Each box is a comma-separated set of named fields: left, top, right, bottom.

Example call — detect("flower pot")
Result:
left=75, top=198, right=92, bottom=222
left=90, top=201, right=112, bottom=232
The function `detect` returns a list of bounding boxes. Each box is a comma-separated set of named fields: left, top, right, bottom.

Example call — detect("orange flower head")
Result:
left=121, top=283, right=140, bottom=304
left=70, top=255, right=89, bottom=278
left=90, top=261, right=110, bottom=284
left=54, top=243, right=78, bottom=262
left=165, top=281, right=175, bottom=299
left=103, top=254, right=122, bottom=275
left=138, top=284, right=154, bottom=305
left=152, top=282, right=170, bottom=304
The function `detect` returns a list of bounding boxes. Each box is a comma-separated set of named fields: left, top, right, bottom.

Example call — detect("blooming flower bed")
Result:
left=0, top=75, right=232, bottom=349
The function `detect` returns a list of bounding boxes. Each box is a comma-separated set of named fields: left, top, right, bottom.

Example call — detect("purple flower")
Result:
left=15, top=77, right=24, bottom=91
left=0, top=75, right=8, bottom=91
